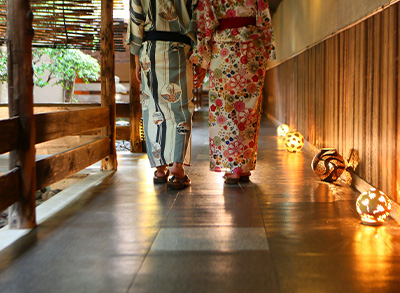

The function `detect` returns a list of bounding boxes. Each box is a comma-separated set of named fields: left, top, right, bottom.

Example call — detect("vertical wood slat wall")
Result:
left=264, top=3, right=399, bottom=202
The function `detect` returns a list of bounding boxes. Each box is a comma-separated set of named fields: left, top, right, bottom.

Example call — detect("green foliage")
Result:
left=0, top=48, right=100, bottom=90
left=0, top=52, right=7, bottom=83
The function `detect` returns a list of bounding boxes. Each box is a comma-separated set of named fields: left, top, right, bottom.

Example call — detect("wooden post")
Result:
left=100, top=0, right=117, bottom=170
left=7, top=0, right=36, bottom=228
left=129, top=53, right=143, bottom=152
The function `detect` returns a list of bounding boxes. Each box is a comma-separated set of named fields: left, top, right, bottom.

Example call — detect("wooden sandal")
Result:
left=223, top=173, right=240, bottom=185
left=239, top=172, right=251, bottom=182
left=153, top=169, right=170, bottom=184
left=167, top=175, right=191, bottom=190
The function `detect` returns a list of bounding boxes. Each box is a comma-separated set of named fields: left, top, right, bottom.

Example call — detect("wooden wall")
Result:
left=264, top=2, right=399, bottom=202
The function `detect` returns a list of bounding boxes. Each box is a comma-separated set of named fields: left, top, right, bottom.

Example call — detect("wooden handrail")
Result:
left=36, top=137, right=111, bottom=190
left=0, top=136, right=111, bottom=211
left=35, top=106, right=110, bottom=144
left=0, top=117, right=19, bottom=155
left=0, top=168, right=20, bottom=211
left=1, top=0, right=121, bottom=229
left=0, top=107, right=111, bottom=155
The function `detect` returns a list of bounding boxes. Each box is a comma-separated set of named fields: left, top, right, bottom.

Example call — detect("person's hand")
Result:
left=134, top=55, right=141, bottom=83
left=135, top=65, right=141, bottom=83
left=194, top=65, right=206, bottom=89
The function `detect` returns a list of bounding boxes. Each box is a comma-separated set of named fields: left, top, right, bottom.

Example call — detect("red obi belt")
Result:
left=217, top=17, right=256, bottom=30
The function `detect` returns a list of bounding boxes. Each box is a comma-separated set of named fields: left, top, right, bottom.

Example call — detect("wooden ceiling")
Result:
left=0, top=0, right=126, bottom=51
left=0, top=0, right=284, bottom=51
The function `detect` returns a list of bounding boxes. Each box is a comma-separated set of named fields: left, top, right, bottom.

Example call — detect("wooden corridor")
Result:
left=1, top=109, right=400, bottom=292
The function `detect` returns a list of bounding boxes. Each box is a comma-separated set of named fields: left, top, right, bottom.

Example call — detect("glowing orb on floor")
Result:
left=277, top=124, right=289, bottom=138
left=283, top=131, right=304, bottom=153
left=356, top=188, right=392, bottom=225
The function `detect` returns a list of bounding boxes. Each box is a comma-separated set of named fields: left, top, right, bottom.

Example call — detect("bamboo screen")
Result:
left=263, top=2, right=399, bottom=202
left=0, top=0, right=127, bottom=51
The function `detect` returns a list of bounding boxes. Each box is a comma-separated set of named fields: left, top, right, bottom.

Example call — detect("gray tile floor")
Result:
left=1, top=109, right=400, bottom=293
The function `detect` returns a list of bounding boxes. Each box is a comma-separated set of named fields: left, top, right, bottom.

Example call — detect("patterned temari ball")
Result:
left=277, top=124, right=289, bottom=138
left=356, top=188, right=392, bottom=225
left=311, top=148, right=346, bottom=182
left=283, top=131, right=304, bottom=153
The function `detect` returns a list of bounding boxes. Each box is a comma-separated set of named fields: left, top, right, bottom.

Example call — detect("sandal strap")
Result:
left=154, top=169, right=169, bottom=179
left=169, top=175, right=188, bottom=183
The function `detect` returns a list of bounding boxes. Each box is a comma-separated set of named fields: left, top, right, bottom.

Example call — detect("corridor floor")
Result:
left=1, top=109, right=400, bottom=293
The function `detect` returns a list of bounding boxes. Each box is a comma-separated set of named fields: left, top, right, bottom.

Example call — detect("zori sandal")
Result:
left=153, top=169, right=170, bottom=184
left=239, top=172, right=251, bottom=183
left=167, top=175, right=191, bottom=190
left=223, top=173, right=240, bottom=185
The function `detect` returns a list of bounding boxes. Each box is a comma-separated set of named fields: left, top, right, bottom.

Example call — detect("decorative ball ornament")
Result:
left=356, top=188, right=392, bottom=225
left=311, top=148, right=346, bottom=182
left=277, top=124, right=289, bottom=138
left=283, top=131, right=304, bottom=153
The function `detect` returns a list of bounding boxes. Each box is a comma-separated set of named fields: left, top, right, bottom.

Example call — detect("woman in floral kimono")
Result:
left=190, top=0, right=276, bottom=184
left=129, top=0, right=201, bottom=189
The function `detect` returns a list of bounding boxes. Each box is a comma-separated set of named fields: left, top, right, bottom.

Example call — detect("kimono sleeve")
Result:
left=190, top=0, right=219, bottom=69
left=129, top=0, right=146, bottom=56
left=256, top=0, right=276, bottom=60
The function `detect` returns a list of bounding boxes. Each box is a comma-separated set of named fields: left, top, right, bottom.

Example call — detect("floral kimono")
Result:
left=129, top=0, right=197, bottom=167
left=190, top=0, right=276, bottom=174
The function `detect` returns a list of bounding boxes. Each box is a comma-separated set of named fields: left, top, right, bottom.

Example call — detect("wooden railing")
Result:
left=0, top=106, right=111, bottom=211
left=0, top=0, right=122, bottom=229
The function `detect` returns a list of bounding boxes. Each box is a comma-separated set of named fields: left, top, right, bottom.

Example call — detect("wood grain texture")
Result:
left=0, top=117, right=18, bottom=154
left=264, top=2, right=400, bottom=202
left=116, top=103, right=131, bottom=118
left=129, top=53, right=143, bottom=153
left=0, top=168, right=20, bottom=211
left=36, top=137, right=111, bottom=190
left=7, top=0, right=36, bottom=229
left=35, top=107, right=110, bottom=144
left=116, top=125, right=130, bottom=141
left=100, top=0, right=117, bottom=170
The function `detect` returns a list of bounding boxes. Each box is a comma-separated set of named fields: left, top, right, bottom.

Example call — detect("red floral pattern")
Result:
left=191, top=0, right=275, bottom=173
left=190, top=0, right=275, bottom=69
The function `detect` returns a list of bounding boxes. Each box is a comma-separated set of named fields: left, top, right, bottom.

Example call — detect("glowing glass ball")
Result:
left=356, top=188, right=392, bottom=225
left=277, top=124, right=289, bottom=137
left=283, top=131, right=304, bottom=153
left=311, top=148, right=346, bottom=182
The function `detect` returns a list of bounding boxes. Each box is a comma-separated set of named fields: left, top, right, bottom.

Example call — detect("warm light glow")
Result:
left=346, top=149, right=359, bottom=171
left=277, top=124, right=290, bottom=137
left=356, top=188, right=392, bottom=225
left=283, top=131, right=304, bottom=153
left=311, top=148, right=346, bottom=182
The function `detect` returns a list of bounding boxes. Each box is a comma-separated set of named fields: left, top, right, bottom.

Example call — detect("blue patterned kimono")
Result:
left=129, top=0, right=197, bottom=167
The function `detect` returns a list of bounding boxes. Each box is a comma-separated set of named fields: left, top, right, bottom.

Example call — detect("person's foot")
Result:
left=223, top=173, right=240, bottom=184
left=223, top=172, right=251, bottom=184
left=155, top=165, right=168, bottom=178
left=153, top=165, right=169, bottom=184
left=170, top=162, right=185, bottom=179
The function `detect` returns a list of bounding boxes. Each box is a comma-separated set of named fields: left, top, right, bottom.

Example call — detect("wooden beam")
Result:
left=35, top=107, right=110, bottom=144
left=7, top=0, right=36, bottom=229
left=36, top=137, right=111, bottom=190
left=116, top=125, right=130, bottom=141
left=0, top=117, right=19, bottom=154
left=129, top=53, right=143, bottom=152
left=0, top=168, right=20, bottom=212
left=100, top=0, right=117, bottom=170
left=116, top=103, right=131, bottom=118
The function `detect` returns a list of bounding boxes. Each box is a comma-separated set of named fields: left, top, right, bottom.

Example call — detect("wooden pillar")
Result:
left=129, top=54, right=143, bottom=153
left=7, top=0, right=36, bottom=228
left=100, top=0, right=117, bottom=170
